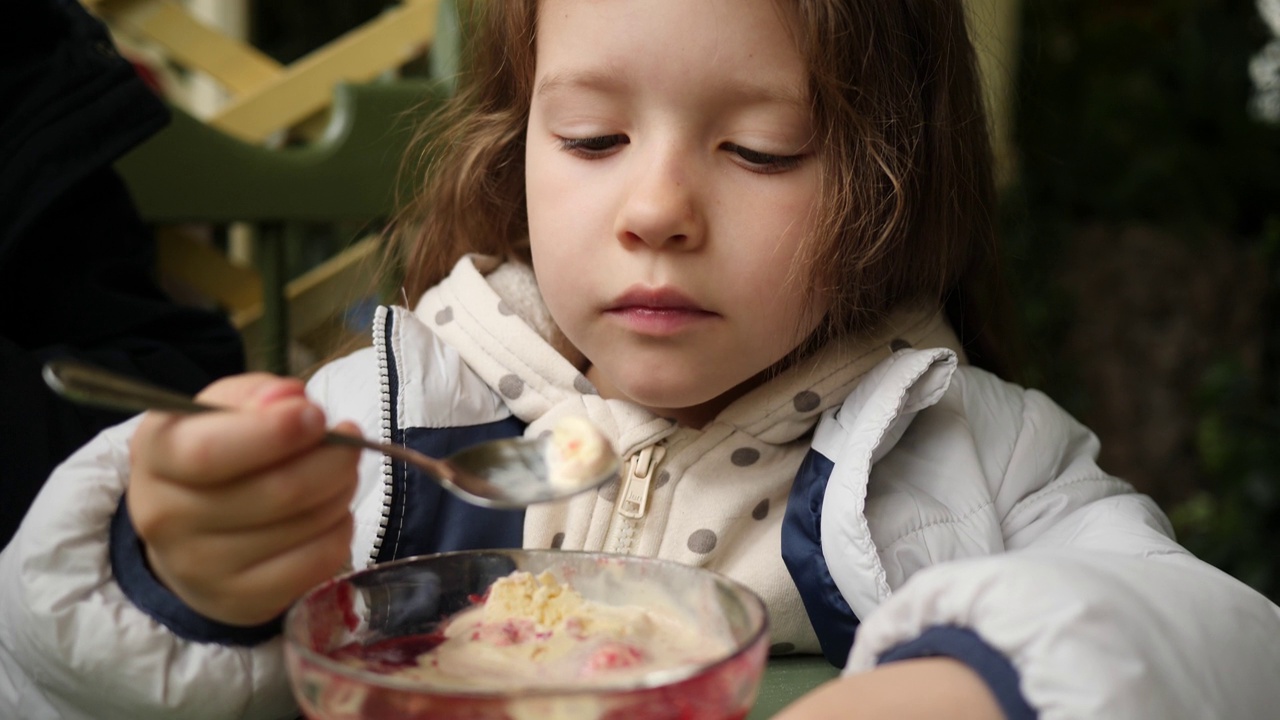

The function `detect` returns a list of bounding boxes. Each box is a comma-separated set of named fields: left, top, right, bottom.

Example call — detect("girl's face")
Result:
left=525, top=0, right=825, bottom=427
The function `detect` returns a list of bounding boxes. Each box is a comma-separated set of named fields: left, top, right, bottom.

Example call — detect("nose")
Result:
left=614, top=146, right=703, bottom=251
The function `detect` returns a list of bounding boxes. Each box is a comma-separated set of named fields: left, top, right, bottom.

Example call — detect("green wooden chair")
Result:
left=115, top=78, right=447, bottom=373
left=107, top=0, right=463, bottom=374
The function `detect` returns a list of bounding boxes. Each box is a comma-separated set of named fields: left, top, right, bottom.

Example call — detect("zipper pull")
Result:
left=618, top=444, right=667, bottom=519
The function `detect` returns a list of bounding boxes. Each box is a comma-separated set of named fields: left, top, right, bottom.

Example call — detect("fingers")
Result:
left=131, top=432, right=360, bottom=536
left=123, top=371, right=366, bottom=627
left=131, top=418, right=361, bottom=627
left=134, top=375, right=329, bottom=485
left=230, top=510, right=357, bottom=623
left=195, top=371, right=306, bottom=409
left=152, top=506, right=356, bottom=626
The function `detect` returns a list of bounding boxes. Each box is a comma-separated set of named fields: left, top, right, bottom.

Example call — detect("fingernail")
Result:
left=300, top=405, right=326, bottom=433
left=252, top=378, right=304, bottom=407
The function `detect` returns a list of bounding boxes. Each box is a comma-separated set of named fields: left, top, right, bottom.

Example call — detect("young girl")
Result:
left=3, top=1, right=1278, bottom=718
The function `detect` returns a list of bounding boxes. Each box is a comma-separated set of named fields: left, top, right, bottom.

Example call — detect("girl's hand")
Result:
left=772, top=658, right=1004, bottom=720
left=126, top=373, right=361, bottom=627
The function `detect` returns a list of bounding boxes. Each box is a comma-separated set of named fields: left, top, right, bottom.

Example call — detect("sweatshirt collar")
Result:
left=415, top=255, right=962, bottom=449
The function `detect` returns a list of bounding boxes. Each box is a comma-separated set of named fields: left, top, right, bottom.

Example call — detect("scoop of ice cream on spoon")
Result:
left=546, top=415, right=617, bottom=492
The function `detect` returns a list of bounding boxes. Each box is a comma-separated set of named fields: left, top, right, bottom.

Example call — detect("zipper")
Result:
left=610, top=442, right=667, bottom=554
left=370, top=306, right=396, bottom=566
left=619, top=444, right=666, bottom=518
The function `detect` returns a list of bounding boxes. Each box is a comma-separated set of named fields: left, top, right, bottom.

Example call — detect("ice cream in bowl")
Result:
left=284, top=549, right=770, bottom=720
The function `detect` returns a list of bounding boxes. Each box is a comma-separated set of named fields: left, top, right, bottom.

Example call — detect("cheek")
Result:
left=525, top=150, right=570, bottom=276
left=734, top=215, right=825, bottom=343
left=748, top=271, right=821, bottom=346
left=527, top=233, right=583, bottom=333
left=524, top=144, right=555, bottom=232
left=525, top=146, right=598, bottom=249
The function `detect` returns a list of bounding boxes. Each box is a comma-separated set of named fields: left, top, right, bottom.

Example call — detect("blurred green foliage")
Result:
left=1009, top=0, right=1280, bottom=599
left=1174, top=216, right=1280, bottom=597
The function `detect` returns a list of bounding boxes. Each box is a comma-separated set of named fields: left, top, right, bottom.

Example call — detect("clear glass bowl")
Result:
left=284, top=549, right=769, bottom=720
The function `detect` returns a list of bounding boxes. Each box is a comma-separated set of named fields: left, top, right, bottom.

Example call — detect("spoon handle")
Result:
left=41, top=359, right=451, bottom=477
left=43, top=359, right=213, bottom=416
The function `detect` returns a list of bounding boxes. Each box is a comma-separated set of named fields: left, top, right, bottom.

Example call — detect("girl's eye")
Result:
left=722, top=142, right=805, bottom=173
left=559, top=134, right=628, bottom=157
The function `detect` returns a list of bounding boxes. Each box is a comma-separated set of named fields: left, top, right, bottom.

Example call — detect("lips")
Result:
left=603, top=286, right=716, bottom=336
left=606, top=286, right=707, bottom=313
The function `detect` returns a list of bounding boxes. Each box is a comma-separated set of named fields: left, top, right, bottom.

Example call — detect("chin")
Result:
left=585, top=350, right=749, bottom=417
left=613, top=375, right=736, bottom=418
left=621, top=384, right=710, bottom=410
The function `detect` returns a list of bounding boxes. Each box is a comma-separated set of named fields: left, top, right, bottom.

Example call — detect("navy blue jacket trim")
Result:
left=781, top=448, right=860, bottom=667
left=375, top=422, right=527, bottom=563
left=878, top=625, right=1037, bottom=720
left=374, top=308, right=525, bottom=565
left=109, top=496, right=282, bottom=646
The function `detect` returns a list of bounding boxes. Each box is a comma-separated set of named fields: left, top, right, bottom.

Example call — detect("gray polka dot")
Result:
left=687, top=529, right=717, bottom=554
left=498, top=374, right=524, bottom=399
left=598, top=478, right=620, bottom=502
left=497, top=300, right=515, bottom=316
left=793, top=390, right=821, bottom=413
left=751, top=499, right=770, bottom=520
left=435, top=306, right=454, bottom=325
left=889, top=338, right=912, bottom=352
left=770, top=642, right=796, bottom=655
left=573, top=375, right=597, bottom=395
left=654, top=470, right=671, bottom=490
left=730, top=447, right=760, bottom=467
left=550, top=532, right=565, bottom=549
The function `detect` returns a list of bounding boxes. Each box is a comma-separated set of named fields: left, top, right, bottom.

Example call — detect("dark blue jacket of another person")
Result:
left=0, top=0, right=246, bottom=544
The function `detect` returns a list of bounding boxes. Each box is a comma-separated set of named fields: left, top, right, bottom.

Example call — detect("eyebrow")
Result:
left=534, top=67, right=629, bottom=98
left=534, top=67, right=807, bottom=108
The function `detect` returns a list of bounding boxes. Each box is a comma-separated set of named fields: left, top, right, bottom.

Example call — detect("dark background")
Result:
left=254, top=0, right=1280, bottom=600
left=1006, top=0, right=1280, bottom=600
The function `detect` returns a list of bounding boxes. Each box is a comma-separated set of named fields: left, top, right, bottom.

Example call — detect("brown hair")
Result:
left=386, top=0, right=1018, bottom=379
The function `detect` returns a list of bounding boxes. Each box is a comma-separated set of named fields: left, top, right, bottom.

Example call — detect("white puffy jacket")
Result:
left=2, top=258, right=1278, bottom=719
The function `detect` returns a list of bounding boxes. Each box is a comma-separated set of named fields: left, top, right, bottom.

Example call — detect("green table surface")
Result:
left=747, top=656, right=840, bottom=719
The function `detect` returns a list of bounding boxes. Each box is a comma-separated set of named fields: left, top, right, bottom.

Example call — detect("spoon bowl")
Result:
left=41, top=359, right=619, bottom=509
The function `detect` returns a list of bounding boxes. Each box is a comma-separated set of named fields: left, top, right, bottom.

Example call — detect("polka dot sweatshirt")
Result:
left=413, top=256, right=963, bottom=653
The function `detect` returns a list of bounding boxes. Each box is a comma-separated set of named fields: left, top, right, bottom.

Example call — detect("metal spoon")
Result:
left=42, top=359, right=619, bottom=509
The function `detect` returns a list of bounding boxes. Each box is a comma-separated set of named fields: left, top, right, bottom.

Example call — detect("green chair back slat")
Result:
left=116, top=79, right=447, bottom=224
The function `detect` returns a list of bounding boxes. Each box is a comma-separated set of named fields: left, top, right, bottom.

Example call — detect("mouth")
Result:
left=603, top=286, right=716, bottom=336
left=606, top=286, right=708, bottom=313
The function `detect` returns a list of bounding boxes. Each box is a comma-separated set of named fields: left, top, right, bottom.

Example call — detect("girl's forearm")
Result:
left=772, top=657, right=1006, bottom=720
